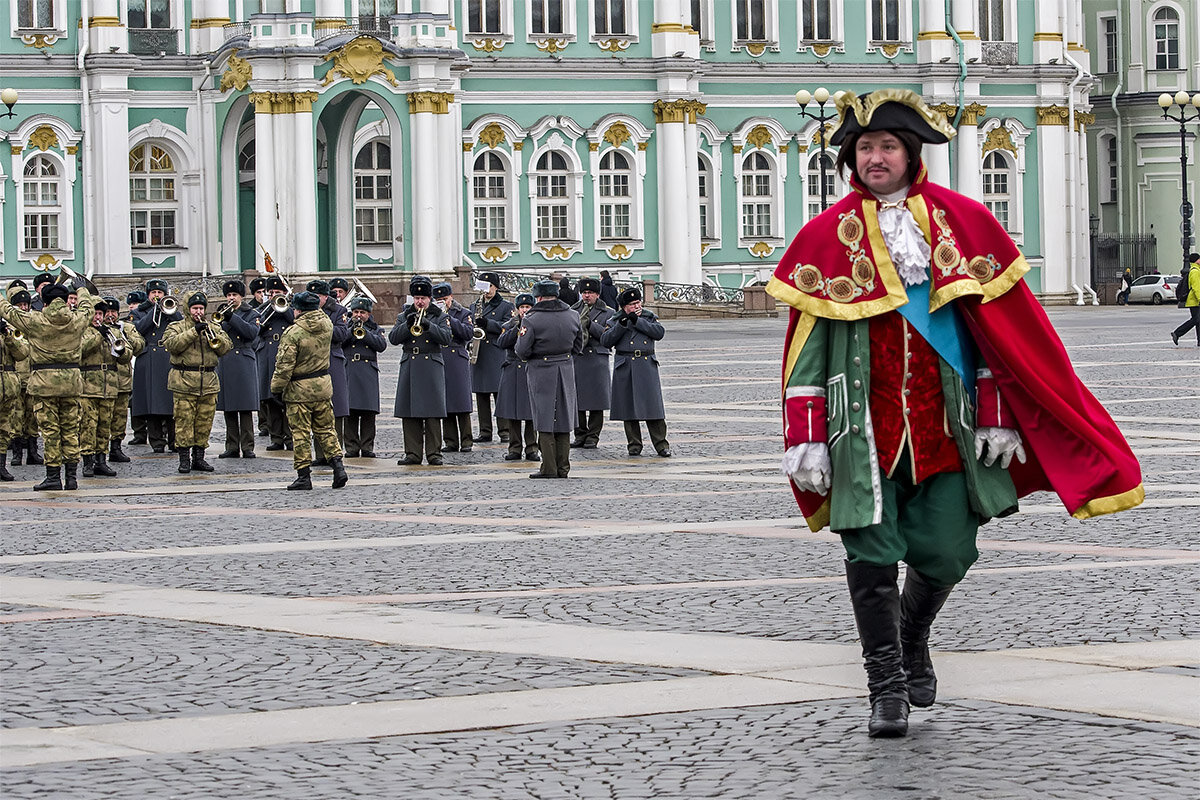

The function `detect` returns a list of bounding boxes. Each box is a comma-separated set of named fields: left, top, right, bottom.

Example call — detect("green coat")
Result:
left=0, top=288, right=96, bottom=397
left=271, top=310, right=333, bottom=403
left=163, top=318, right=232, bottom=396
left=80, top=325, right=133, bottom=399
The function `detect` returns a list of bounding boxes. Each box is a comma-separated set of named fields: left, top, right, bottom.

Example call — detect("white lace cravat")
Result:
left=876, top=187, right=931, bottom=287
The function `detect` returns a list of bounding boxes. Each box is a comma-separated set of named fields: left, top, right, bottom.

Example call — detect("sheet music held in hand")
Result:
left=474, top=279, right=491, bottom=292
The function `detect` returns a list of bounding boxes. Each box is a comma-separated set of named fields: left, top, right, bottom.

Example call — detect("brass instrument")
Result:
left=53, top=264, right=100, bottom=295
left=409, top=306, right=426, bottom=336
left=211, top=300, right=238, bottom=324
left=98, top=324, right=127, bottom=358
left=259, top=294, right=291, bottom=326
left=351, top=323, right=368, bottom=340
left=199, top=321, right=223, bottom=350
left=153, top=295, right=179, bottom=327
left=467, top=285, right=488, bottom=365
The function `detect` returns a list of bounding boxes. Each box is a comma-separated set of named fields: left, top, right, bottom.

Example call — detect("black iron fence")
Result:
left=1091, top=233, right=1157, bottom=304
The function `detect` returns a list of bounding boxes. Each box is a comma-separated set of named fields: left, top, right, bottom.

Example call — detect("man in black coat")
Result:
left=215, top=280, right=262, bottom=459
left=132, top=278, right=182, bottom=452
left=599, top=270, right=620, bottom=310
left=435, top=282, right=475, bottom=452
left=515, top=279, right=583, bottom=478
left=256, top=276, right=293, bottom=451
left=248, top=277, right=267, bottom=310
left=389, top=277, right=453, bottom=465
left=599, top=287, right=671, bottom=457
left=470, top=272, right=515, bottom=442
left=570, top=277, right=615, bottom=448
left=343, top=296, right=387, bottom=457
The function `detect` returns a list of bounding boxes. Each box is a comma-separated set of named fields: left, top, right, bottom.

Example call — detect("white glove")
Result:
left=781, top=442, right=831, bottom=495
left=974, top=427, right=1027, bottom=470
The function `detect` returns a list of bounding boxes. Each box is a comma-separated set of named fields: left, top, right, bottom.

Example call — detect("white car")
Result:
left=1125, top=274, right=1176, bottom=305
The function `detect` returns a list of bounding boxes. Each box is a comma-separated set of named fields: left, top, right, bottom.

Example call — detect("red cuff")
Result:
left=976, top=375, right=1012, bottom=428
left=785, top=393, right=827, bottom=447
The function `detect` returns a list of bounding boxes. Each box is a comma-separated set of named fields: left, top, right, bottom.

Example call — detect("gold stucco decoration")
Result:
left=220, top=50, right=253, bottom=93
left=811, top=43, right=832, bottom=57
left=731, top=145, right=743, bottom=154
left=22, top=33, right=59, bottom=48
left=29, top=125, right=59, bottom=152
left=322, top=37, right=399, bottom=87
left=250, top=91, right=320, bottom=114
left=482, top=246, right=509, bottom=263
left=1035, top=105, right=1070, bottom=126
left=959, top=102, right=988, bottom=126
left=880, top=44, right=901, bottom=58
left=1074, top=110, right=1095, bottom=132
left=745, top=42, right=766, bottom=57
left=931, top=102, right=958, bottom=125
left=479, top=123, right=506, bottom=149
left=534, top=37, right=570, bottom=54
left=407, top=92, right=454, bottom=115
left=746, top=125, right=773, bottom=149
left=540, top=244, right=573, bottom=260
left=598, top=38, right=631, bottom=54
left=982, top=128, right=1017, bottom=156
left=471, top=38, right=506, bottom=52
left=34, top=253, right=60, bottom=270
left=606, top=243, right=632, bottom=260
left=750, top=242, right=775, bottom=259
left=604, top=122, right=632, bottom=148
left=11, top=145, right=24, bottom=155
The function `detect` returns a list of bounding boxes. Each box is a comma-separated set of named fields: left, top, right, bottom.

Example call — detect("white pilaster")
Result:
left=954, top=104, right=986, bottom=202
left=925, top=144, right=951, bottom=187
left=253, top=96, right=278, bottom=272
left=287, top=105, right=319, bottom=271
left=949, top=0, right=980, bottom=62
left=916, top=0, right=954, bottom=63
left=409, top=104, right=439, bottom=273
left=682, top=114, right=702, bottom=284
left=436, top=103, right=462, bottom=269
left=192, top=0, right=233, bottom=54
left=655, top=109, right=689, bottom=284
left=1033, top=0, right=1065, bottom=64
left=652, top=0, right=698, bottom=59
left=1036, top=121, right=1070, bottom=294
left=85, top=71, right=133, bottom=276
left=87, top=0, right=127, bottom=53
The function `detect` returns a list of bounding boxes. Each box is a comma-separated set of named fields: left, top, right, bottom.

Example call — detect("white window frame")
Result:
left=1098, top=13, right=1118, bottom=74
left=597, top=149, right=634, bottom=241
left=469, top=149, right=517, bottom=248
left=738, top=151, right=777, bottom=242
left=530, top=147, right=578, bottom=247
left=978, top=117, right=1029, bottom=245
left=586, top=116, right=650, bottom=257
left=1149, top=3, right=1182, bottom=72
left=798, top=0, right=844, bottom=50
left=689, top=0, right=715, bottom=50
left=865, top=0, right=913, bottom=55
left=588, top=0, right=638, bottom=47
left=11, top=118, right=80, bottom=262
left=981, top=151, right=1014, bottom=234
left=804, top=150, right=840, bottom=223
left=696, top=119, right=726, bottom=251
left=1100, top=132, right=1119, bottom=204
left=730, top=0, right=779, bottom=54
left=11, top=0, right=64, bottom=33
left=352, top=138, right=395, bottom=246
left=697, top=153, right=716, bottom=244
left=978, top=0, right=1015, bottom=43
left=525, top=0, right=575, bottom=50
left=129, top=141, right=180, bottom=250
left=21, top=155, right=64, bottom=253
left=731, top=118, right=787, bottom=255
left=461, top=0, right=514, bottom=48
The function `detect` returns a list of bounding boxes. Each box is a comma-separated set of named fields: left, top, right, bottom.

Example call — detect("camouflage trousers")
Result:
left=0, top=385, right=17, bottom=447
left=286, top=399, right=341, bottom=471
left=173, top=392, right=218, bottom=449
left=19, top=389, right=37, bottom=436
left=33, top=396, right=81, bottom=467
left=79, top=397, right=115, bottom=455
left=109, top=391, right=132, bottom=443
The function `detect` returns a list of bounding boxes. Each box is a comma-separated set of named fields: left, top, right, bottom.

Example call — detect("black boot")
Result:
left=0, top=451, right=13, bottom=481
left=900, top=569, right=955, bottom=708
left=93, top=452, right=117, bottom=477
left=178, top=450, right=192, bottom=473
left=33, top=465, right=62, bottom=491
left=191, top=446, right=214, bottom=472
left=81, top=454, right=95, bottom=478
left=846, top=560, right=909, bottom=738
left=287, top=467, right=312, bottom=490
left=109, top=439, right=130, bottom=463
left=27, top=438, right=44, bottom=465
left=63, top=463, right=78, bottom=490
left=10, top=437, right=23, bottom=466
left=330, top=457, right=348, bottom=489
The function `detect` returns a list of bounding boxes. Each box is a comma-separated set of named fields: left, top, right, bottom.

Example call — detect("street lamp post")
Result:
left=1158, top=91, right=1200, bottom=274
left=795, top=88, right=845, bottom=213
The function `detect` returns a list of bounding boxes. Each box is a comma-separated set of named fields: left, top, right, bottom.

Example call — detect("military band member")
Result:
left=270, top=291, right=347, bottom=490
left=248, top=277, right=267, bottom=310
left=256, top=276, right=293, bottom=451
left=329, top=277, right=351, bottom=304
left=600, top=288, right=671, bottom=457
left=306, top=279, right=351, bottom=464
left=435, top=283, right=475, bottom=453
left=514, top=280, right=583, bottom=478
left=31, top=273, right=53, bottom=310
left=0, top=310, right=31, bottom=481
left=132, top=278, right=182, bottom=453
left=470, top=272, right=514, bottom=442
left=0, top=283, right=96, bottom=491
left=163, top=293, right=232, bottom=474
left=6, top=289, right=42, bottom=467
left=214, top=280, right=261, bottom=459
left=389, top=277, right=453, bottom=465
left=106, top=297, right=144, bottom=463
left=119, top=290, right=149, bottom=450
left=343, top=296, right=387, bottom=458
left=495, top=293, right=538, bottom=462
left=570, top=277, right=615, bottom=449
left=79, top=300, right=133, bottom=478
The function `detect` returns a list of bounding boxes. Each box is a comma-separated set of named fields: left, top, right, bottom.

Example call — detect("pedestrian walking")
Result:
left=1170, top=255, right=1199, bottom=346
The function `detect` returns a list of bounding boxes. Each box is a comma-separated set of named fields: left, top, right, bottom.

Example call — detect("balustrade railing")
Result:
left=654, top=282, right=744, bottom=305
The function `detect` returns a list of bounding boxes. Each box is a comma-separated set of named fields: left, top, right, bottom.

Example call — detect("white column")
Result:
left=655, top=101, right=690, bottom=284
left=1033, top=0, right=1064, bottom=63
left=192, top=0, right=231, bottom=53
left=409, top=99, right=439, bottom=273
left=84, top=71, right=132, bottom=276
left=925, top=144, right=951, bottom=187
left=286, top=99, right=319, bottom=271
left=87, top=0, right=127, bottom=53
left=652, top=0, right=698, bottom=58
left=253, top=94, right=278, bottom=273
left=916, top=0, right=954, bottom=63
left=949, top=0, right=980, bottom=62
left=683, top=112, right=703, bottom=284
left=1036, top=119, right=1069, bottom=294
left=953, top=103, right=985, bottom=201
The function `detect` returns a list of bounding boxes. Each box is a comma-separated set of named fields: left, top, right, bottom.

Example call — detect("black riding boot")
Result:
left=846, top=560, right=909, bottom=738
left=93, top=452, right=117, bottom=477
left=81, top=454, right=95, bottom=478
left=178, top=450, right=192, bottom=473
left=287, top=467, right=312, bottom=490
left=34, top=465, right=62, bottom=491
left=900, top=568, right=955, bottom=708
left=63, top=463, right=78, bottom=490
left=330, top=457, right=348, bottom=489
left=191, top=446, right=214, bottom=472
left=0, top=451, right=13, bottom=481
left=11, top=437, right=24, bottom=466
left=27, top=437, right=44, bottom=465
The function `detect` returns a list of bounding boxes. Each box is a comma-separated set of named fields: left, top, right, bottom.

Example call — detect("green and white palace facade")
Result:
left=1, top=1, right=1100, bottom=299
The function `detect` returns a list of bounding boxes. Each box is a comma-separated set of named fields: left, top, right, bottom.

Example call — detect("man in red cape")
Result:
left=766, top=89, right=1142, bottom=739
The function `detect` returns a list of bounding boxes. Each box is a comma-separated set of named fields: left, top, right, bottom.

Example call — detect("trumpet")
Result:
left=211, top=300, right=238, bottom=324
left=352, top=324, right=368, bottom=340
left=98, top=324, right=127, bottom=358
left=409, top=306, right=426, bottom=336
left=197, top=321, right=223, bottom=351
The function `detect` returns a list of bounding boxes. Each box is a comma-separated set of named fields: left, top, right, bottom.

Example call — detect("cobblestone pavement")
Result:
left=2, top=306, right=1198, bottom=799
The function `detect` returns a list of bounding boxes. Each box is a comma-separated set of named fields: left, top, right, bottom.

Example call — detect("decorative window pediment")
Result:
left=527, top=117, right=586, bottom=259
left=587, top=115, right=650, bottom=259
left=464, top=115, right=526, bottom=259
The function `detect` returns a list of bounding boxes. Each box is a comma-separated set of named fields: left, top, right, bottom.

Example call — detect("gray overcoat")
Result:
left=255, top=306, right=293, bottom=401
left=598, top=310, right=666, bottom=421
left=388, top=304, right=453, bottom=418
left=514, top=299, right=583, bottom=433
left=343, top=320, right=387, bottom=414
left=470, top=294, right=515, bottom=393
left=571, top=298, right=614, bottom=411
left=216, top=302, right=261, bottom=412
left=495, top=317, right=532, bottom=421
left=131, top=303, right=182, bottom=416
left=325, top=299, right=351, bottom=417
left=443, top=301, right=474, bottom=414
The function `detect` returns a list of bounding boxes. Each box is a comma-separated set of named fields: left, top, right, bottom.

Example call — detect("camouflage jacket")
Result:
left=0, top=288, right=96, bottom=397
left=80, top=324, right=133, bottom=399
left=114, top=322, right=145, bottom=392
left=1, top=324, right=30, bottom=401
left=163, top=317, right=232, bottom=396
left=271, top=309, right=333, bottom=403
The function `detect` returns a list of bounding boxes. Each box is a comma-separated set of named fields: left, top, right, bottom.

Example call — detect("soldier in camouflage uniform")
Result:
left=0, top=308, right=31, bottom=481
left=106, top=296, right=145, bottom=463
left=0, top=283, right=96, bottom=491
left=270, top=291, right=347, bottom=490
left=79, top=300, right=133, bottom=477
left=163, top=293, right=232, bottom=474
left=5, top=288, right=42, bottom=467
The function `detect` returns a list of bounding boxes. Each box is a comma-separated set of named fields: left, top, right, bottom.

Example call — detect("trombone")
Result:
left=258, top=294, right=291, bottom=326
left=153, top=295, right=178, bottom=327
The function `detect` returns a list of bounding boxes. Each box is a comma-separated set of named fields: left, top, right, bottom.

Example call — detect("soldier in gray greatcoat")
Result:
left=215, top=279, right=261, bottom=459
left=470, top=271, right=515, bottom=442
left=599, top=287, right=671, bottom=457
left=255, top=276, right=293, bottom=451
left=131, top=278, right=182, bottom=453
left=389, top=277, right=453, bottom=465
left=514, top=280, right=583, bottom=478
left=495, top=293, right=538, bottom=462
left=434, top=283, right=475, bottom=453
left=306, top=279, right=351, bottom=466
left=570, top=277, right=615, bottom=449
left=342, top=296, right=387, bottom=458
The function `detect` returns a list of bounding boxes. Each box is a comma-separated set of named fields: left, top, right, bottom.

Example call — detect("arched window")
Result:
left=740, top=151, right=774, bottom=238
left=598, top=150, right=632, bottom=239
left=981, top=151, right=1012, bottom=231
left=806, top=151, right=836, bottom=221
left=1153, top=7, right=1179, bottom=70
left=698, top=154, right=714, bottom=240
left=472, top=151, right=508, bottom=243
left=22, top=155, right=62, bottom=251
left=354, top=140, right=393, bottom=245
left=129, top=143, right=177, bottom=247
left=534, top=151, right=570, bottom=242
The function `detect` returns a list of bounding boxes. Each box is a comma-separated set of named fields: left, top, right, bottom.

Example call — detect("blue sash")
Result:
left=898, top=280, right=976, bottom=398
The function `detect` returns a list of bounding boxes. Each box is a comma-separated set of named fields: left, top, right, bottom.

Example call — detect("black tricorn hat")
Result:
left=616, top=287, right=642, bottom=307
left=829, top=89, right=957, bottom=146
left=578, top=277, right=601, bottom=294
left=222, top=279, right=246, bottom=297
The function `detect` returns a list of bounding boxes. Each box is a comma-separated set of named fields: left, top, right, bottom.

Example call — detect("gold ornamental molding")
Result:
left=653, top=99, right=707, bottom=124
left=462, top=142, right=475, bottom=152
left=931, top=102, right=958, bottom=124
left=1032, top=32, right=1063, bottom=42
left=959, top=102, right=987, bottom=126
left=588, top=142, right=599, bottom=151
left=917, top=31, right=952, bottom=41
left=637, top=142, right=648, bottom=151
left=22, top=33, right=59, bottom=48
left=481, top=246, right=510, bottom=263
left=598, top=38, right=631, bottom=54
left=732, top=144, right=743, bottom=154
left=471, top=38, right=506, bottom=52
left=478, top=123, right=506, bottom=148
left=746, top=125, right=773, bottom=149
left=778, top=144, right=789, bottom=154
left=66, top=145, right=78, bottom=155
left=1035, top=105, right=1070, bottom=126
left=513, top=142, right=524, bottom=151
left=534, top=37, right=570, bottom=54
left=540, top=244, right=574, bottom=260
left=10, top=145, right=23, bottom=155
left=88, top=16, right=122, bottom=27
left=29, top=125, right=60, bottom=152
left=407, top=91, right=454, bottom=115
left=650, top=23, right=693, bottom=34
left=606, top=243, right=633, bottom=260
left=810, top=123, right=833, bottom=148
left=1074, top=110, right=1095, bottom=132
left=745, top=42, right=767, bottom=57
left=250, top=91, right=319, bottom=114
left=190, top=17, right=232, bottom=29
left=810, top=43, right=833, bottom=57
left=219, top=50, right=253, bottom=93
left=34, top=254, right=60, bottom=271
left=603, top=122, right=632, bottom=148
left=1067, top=42, right=1088, bottom=52
left=955, top=31, right=979, bottom=41
left=750, top=242, right=775, bottom=258
left=322, top=37, right=399, bottom=87
left=314, top=17, right=347, bottom=31
left=982, top=128, right=1017, bottom=156
left=879, top=43, right=901, bottom=57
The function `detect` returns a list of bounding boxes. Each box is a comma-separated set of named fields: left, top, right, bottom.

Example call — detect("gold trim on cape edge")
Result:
left=1071, top=483, right=1144, bottom=519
